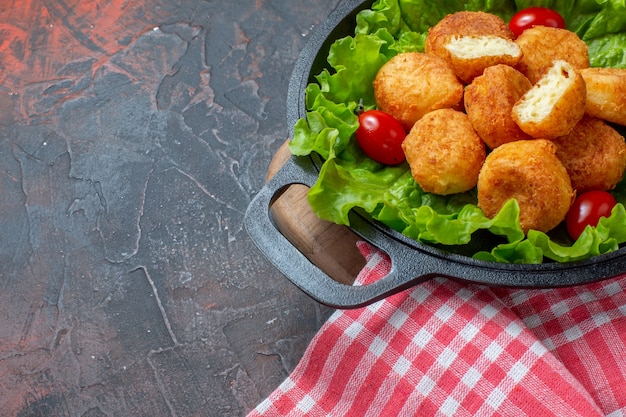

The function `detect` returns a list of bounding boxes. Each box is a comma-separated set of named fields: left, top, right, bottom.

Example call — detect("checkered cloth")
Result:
left=249, top=242, right=626, bottom=416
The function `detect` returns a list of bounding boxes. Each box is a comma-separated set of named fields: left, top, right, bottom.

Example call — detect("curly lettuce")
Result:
left=289, top=0, right=626, bottom=264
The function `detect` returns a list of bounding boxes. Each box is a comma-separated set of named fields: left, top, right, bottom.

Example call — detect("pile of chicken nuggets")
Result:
left=373, top=11, right=626, bottom=234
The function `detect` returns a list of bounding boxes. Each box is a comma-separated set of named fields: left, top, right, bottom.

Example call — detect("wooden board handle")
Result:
left=267, top=141, right=365, bottom=285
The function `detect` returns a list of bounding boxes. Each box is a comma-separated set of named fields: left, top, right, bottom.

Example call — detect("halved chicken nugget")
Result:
left=464, top=64, right=533, bottom=149
left=426, top=11, right=514, bottom=52
left=515, top=26, right=589, bottom=84
left=477, top=139, right=574, bottom=234
left=442, top=35, right=522, bottom=83
left=373, top=52, right=463, bottom=131
left=402, top=108, right=486, bottom=195
left=512, top=60, right=586, bottom=139
left=580, top=67, right=626, bottom=126
left=552, top=116, right=626, bottom=193
left=425, top=11, right=518, bottom=83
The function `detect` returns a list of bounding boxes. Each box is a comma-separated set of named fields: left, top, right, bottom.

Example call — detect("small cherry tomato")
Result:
left=566, top=190, right=617, bottom=240
left=509, top=7, right=566, bottom=38
left=355, top=110, right=406, bottom=165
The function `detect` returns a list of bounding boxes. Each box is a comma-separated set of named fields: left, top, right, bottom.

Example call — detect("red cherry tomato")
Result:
left=509, top=7, right=566, bottom=38
left=355, top=110, right=406, bottom=165
left=566, top=190, right=617, bottom=240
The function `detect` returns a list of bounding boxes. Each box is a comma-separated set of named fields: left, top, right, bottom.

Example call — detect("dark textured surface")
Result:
left=0, top=1, right=339, bottom=415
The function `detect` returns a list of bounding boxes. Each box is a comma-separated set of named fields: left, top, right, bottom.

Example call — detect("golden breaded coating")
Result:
left=512, top=60, right=586, bottom=139
left=402, top=109, right=486, bottom=195
left=464, top=64, right=533, bottom=149
left=373, top=52, right=463, bottom=131
left=477, top=139, right=574, bottom=234
left=552, top=117, right=626, bottom=193
left=580, top=68, right=626, bottom=126
left=515, top=26, right=589, bottom=84
left=425, top=12, right=518, bottom=83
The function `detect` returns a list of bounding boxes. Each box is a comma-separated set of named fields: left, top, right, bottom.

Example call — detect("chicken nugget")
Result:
left=402, top=109, right=486, bottom=195
left=515, top=26, right=589, bottom=84
left=552, top=117, right=626, bottom=193
left=425, top=12, right=519, bottom=83
left=580, top=67, right=626, bottom=126
left=477, top=139, right=574, bottom=234
left=373, top=52, right=463, bottom=131
left=512, top=60, right=586, bottom=139
left=464, top=64, right=533, bottom=149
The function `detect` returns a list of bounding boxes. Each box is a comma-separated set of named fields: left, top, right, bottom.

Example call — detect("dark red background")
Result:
left=0, top=0, right=339, bottom=415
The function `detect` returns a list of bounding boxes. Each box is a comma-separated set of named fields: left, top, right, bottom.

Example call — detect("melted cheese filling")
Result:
left=515, top=60, right=575, bottom=122
left=445, top=35, right=521, bottom=59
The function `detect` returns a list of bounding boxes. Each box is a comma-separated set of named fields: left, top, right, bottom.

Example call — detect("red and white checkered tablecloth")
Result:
left=248, top=242, right=626, bottom=417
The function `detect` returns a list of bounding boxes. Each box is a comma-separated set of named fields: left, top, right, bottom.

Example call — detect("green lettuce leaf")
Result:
left=527, top=204, right=626, bottom=262
left=587, top=33, right=626, bottom=67
left=291, top=0, right=626, bottom=263
left=289, top=84, right=359, bottom=159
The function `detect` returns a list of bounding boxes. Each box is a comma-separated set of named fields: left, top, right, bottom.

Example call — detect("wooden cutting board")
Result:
left=266, top=140, right=366, bottom=285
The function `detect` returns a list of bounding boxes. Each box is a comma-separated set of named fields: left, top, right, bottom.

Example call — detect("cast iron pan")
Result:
left=245, top=0, right=626, bottom=308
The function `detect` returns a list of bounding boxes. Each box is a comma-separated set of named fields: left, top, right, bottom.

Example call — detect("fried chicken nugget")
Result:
left=515, top=26, right=589, bottom=84
left=478, top=139, right=574, bottom=234
left=464, top=64, right=533, bottom=149
left=552, top=117, right=626, bottom=193
left=580, top=68, right=626, bottom=126
left=402, top=109, right=486, bottom=195
left=373, top=52, right=463, bottom=131
left=512, top=60, right=586, bottom=139
left=425, top=11, right=520, bottom=83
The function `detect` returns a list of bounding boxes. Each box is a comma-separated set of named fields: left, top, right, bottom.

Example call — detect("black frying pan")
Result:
left=244, top=0, right=626, bottom=308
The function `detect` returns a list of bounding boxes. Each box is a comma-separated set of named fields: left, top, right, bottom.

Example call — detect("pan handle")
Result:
left=245, top=155, right=444, bottom=308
